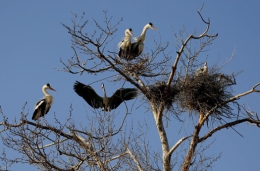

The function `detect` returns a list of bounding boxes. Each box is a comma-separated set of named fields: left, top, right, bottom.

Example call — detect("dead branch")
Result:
left=167, top=11, right=217, bottom=88
left=167, top=136, right=192, bottom=158
left=202, top=82, right=260, bottom=124
left=1, top=119, right=73, bottom=139
left=127, top=148, right=144, bottom=171
left=199, top=118, right=260, bottom=143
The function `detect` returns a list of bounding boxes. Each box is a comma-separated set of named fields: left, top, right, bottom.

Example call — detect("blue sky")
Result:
left=0, top=1, right=260, bottom=170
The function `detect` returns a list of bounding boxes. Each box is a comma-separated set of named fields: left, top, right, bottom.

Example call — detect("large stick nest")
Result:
left=147, top=81, right=181, bottom=109
left=178, top=71, right=236, bottom=120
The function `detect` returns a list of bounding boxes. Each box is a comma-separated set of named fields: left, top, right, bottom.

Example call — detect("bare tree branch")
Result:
left=199, top=118, right=260, bottom=143
left=127, top=148, right=144, bottom=171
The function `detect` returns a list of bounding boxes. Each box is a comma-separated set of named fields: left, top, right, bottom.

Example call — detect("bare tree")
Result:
left=1, top=5, right=260, bottom=171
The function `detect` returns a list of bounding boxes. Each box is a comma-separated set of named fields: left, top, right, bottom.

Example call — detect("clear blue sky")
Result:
left=0, top=1, right=260, bottom=170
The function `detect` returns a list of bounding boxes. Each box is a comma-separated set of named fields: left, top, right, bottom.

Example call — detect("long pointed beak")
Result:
left=152, top=26, right=157, bottom=30
left=131, top=32, right=134, bottom=37
left=50, top=87, right=56, bottom=91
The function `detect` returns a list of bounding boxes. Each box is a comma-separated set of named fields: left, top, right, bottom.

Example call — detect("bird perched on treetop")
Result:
left=128, top=23, right=157, bottom=60
left=32, top=83, right=56, bottom=120
left=118, top=28, right=134, bottom=58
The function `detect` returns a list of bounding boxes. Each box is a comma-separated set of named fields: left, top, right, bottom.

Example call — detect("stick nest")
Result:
left=178, top=71, right=236, bottom=119
left=123, top=56, right=149, bottom=74
left=147, top=81, right=181, bottom=109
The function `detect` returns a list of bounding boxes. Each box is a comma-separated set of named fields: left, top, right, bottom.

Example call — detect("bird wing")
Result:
left=73, top=81, right=103, bottom=109
left=118, top=46, right=126, bottom=58
left=137, top=42, right=144, bottom=56
left=109, top=88, right=138, bottom=110
left=129, top=42, right=143, bottom=59
left=32, top=99, right=49, bottom=120
left=118, top=40, right=124, bottom=49
left=119, top=37, right=132, bottom=58
left=130, top=42, right=139, bottom=54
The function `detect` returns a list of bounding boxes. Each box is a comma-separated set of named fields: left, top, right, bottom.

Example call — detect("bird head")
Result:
left=127, top=28, right=134, bottom=37
left=46, top=83, right=56, bottom=91
left=101, top=83, right=105, bottom=89
left=148, top=22, right=157, bottom=30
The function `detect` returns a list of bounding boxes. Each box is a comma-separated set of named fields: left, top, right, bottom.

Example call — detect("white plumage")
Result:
left=195, top=62, right=208, bottom=76
left=118, top=28, right=134, bottom=58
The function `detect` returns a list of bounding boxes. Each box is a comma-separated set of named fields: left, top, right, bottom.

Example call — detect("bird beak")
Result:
left=152, top=26, right=157, bottom=30
left=130, top=32, right=134, bottom=37
left=50, top=87, right=56, bottom=91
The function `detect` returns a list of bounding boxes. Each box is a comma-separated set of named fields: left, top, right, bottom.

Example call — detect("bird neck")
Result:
left=141, top=24, right=150, bottom=36
left=103, top=88, right=108, bottom=100
left=103, top=88, right=109, bottom=110
left=42, top=87, right=50, bottom=96
left=125, top=31, right=132, bottom=38
left=124, top=33, right=132, bottom=41
left=136, top=25, right=150, bottom=42
left=204, top=65, right=208, bottom=74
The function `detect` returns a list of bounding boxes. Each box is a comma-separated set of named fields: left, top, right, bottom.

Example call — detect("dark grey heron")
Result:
left=74, top=81, right=139, bottom=111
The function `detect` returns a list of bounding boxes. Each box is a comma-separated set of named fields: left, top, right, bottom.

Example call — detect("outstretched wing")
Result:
left=109, top=88, right=138, bottom=110
left=73, top=81, right=103, bottom=109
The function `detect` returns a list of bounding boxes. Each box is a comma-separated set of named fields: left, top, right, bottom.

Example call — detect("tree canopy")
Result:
left=1, top=4, right=260, bottom=171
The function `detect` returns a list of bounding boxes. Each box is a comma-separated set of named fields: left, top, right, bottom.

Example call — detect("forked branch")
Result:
left=167, top=3, right=218, bottom=91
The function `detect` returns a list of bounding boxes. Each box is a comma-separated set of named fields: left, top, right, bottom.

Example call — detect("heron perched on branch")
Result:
left=73, top=81, right=139, bottom=111
left=118, top=28, right=134, bottom=58
left=32, top=83, right=56, bottom=120
left=128, top=22, right=157, bottom=60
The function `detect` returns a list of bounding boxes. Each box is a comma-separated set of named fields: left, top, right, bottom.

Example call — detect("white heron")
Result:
left=128, top=22, right=157, bottom=60
left=195, top=62, right=208, bottom=76
left=73, top=81, right=139, bottom=111
left=118, top=28, right=134, bottom=58
left=32, top=83, right=56, bottom=120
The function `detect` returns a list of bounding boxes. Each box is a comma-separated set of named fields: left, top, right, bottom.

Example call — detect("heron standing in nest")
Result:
left=128, top=23, right=157, bottom=60
left=118, top=28, right=134, bottom=58
left=195, top=62, right=208, bottom=76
